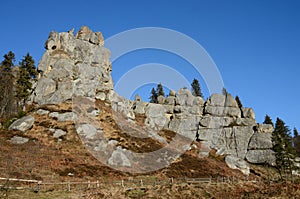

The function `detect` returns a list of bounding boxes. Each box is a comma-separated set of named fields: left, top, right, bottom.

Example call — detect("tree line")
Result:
left=0, top=51, right=37, bottom=123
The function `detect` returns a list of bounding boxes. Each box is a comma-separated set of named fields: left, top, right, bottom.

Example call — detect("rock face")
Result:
left=9, top=115, right=35, bottom=132
left=31, top=27, right=275, bottom=175
left=32, top=26, right=112, bottom=105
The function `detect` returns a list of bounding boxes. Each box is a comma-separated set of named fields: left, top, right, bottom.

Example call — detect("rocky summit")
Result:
left=24, top=26, right=275, bottom=175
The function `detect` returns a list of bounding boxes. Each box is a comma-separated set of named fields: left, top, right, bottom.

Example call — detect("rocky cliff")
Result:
left=26, top=26, right=275, bottom=175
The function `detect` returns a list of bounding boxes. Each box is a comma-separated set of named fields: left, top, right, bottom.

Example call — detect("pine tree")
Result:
left=263, top=114, right=274, bottom=127
left=293, top=128, right=300, bottom=157
left=149, top=88, right=158, bottom=103
left=272, top=118, right=296, bottom=180
left=1, top=51, right=15, bottom=72
left=0, top=51, right=16, bottom=119
left=156, top=83, right=165, bottom=97
left=16, top=53, right=37, bottom=106
left=235, top=96, right=243, bottom=108
left=191, top=78, right=203, bottom=98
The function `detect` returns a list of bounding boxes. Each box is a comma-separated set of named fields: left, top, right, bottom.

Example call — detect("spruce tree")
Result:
left=0, top=51, right=16, bottom=119
left=263, top=114, right=274, bottom=127
left=294, top=128, right=300, bottom=157
left=191, top=78, right=203, bottom=98
left=222, top=87, right=227, bottom=95
left=149, top=88, right=158, bottom=103
left=156, top=83, right=165, bottom=97
left=16, top=53, right=37, bottom=106
left=272, top=118, right=296, bottom=180
left=235, top=96, right=243, bottom=108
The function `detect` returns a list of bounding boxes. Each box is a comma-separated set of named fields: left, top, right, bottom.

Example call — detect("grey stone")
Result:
left=36, top=109, right=50, bottom=115
left=9, top=115, right=34, bottom=132
left=108, top=147, right=131, bottom=167
left=248, top=132, right=273, bottom=150
left=175, top=88, right=194, bottom=106
left=205, top=105, right=241, bottom=117
left=169, top=89, right=176, bottom=97
left=165, top=96, right=176, bottom=105
left=76, top=124, right=97, bottom=139
left=145, top=103, right=167, bottom=130
left=10, top=136, right=29, bottom=144
left=95, top=92, right=106, bottom=100
left=193, top=96, right=205, bottom=106
left=133, top=101, right=148, bottom=114
left=53, top=129, right=67, bottom=138
left=199, top=116, right=233, bottom=128
left=246, top=149, right=275, bottom=165
left=49, top=112, right=75, bottom=122
left=157, top=95, right=165, bottom=104
left=32, top=27, right=112, bottom=105
left=225, top=155, right=250, bottom=175
left=256, top=124, right=274, bottom=133
left=242, top=108, right=255, bottom=119
left=207, top=94, right=238, bottom=108
left=134, top=94, right=141, bottom=102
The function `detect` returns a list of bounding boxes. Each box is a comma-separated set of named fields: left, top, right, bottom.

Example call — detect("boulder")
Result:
left=256, top=124, right=274, bottom=133
left=207, top=94, right=238, bottom=107
left=157, top=95, right=165, bottom=104
left=9, top=115, right=34, bottom=132
left=246, top=149, right=275, bottom=165
left=241, top=108, right=255, bottom=119
left=145, top=103, right=167, bottom=130
left=175, top=88, right=194, bottom=106
left=205, top=105, right=241, bottom=117
left=199, top=116, right=233, bottom=128
left=165, top=96, right=176, bottom=105
left=225, top=155, right=250, bottom=175
left=108, top=147, right=131, bottom=167
left=36, top=109, right=50, bottom=115
left=76, top=123, right=98, bottom=139
left=134, top=94, right=141, bottom=102
left=248, top=132, right=273, bottom=149
left=49, top=112, right=75, bottom=122
left=10, top=136, right=29, bottom=144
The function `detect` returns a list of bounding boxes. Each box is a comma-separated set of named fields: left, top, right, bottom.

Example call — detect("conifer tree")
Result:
left=156, top=83, right=165, bottom=97
left=235, top=96, right=243, bottom=108
left=191, top=78, right=203, bottom=98
left=149, top=88, right=158, bottom=103
left=294, top=128, right=300, bottom=157
left=263, top=114, right=274, bottom=127
left=272, top=118, right=297, bottom=179
left=0, top=51, right=16, bottom=119
left=16, top=53, right=37, bottom=106
left=222, top=87, right=227, bottom=95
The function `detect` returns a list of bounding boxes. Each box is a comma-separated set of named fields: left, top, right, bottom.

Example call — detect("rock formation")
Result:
left=20, top=26, right=275, bottom=175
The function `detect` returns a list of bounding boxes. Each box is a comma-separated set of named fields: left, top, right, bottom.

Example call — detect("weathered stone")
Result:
left=9, top=116, right=34, bottom=132
left=169, top=89, right=176, bottom=97
left=108, top=147, right=131, bottom=167
left=246, top=149, right=275, bottom=165
left=207, top=94, right=238, bottom=107
left=165, top=96, right=176, bottom=105
left=241, top=107, right=255, bottom=119
left=95, top=92, right=106, bottom=100
left=256, top=124, right=274, bottom=133
left=134, top=94, right=141, bottom=102
left=49, top=112, right=75, bottom=122
left=157, top=95, right=165, bottom=104
left=168, top=116, right=200, bottom=139
left=193, top=96, right=205, bottom=106
left=205, top=105, right=241, bottom=117
left=175, top=88, right=194, bottom=106
left=10, top=136, right=29, bottom=144
left=199, top=116, right=233, bottom=128
left=133, top=101, right=148, bottom=114
left=236, top=118, right=256, bottom=126
left=76, top=123, right=97, bottom=139
left=225, top=155, right=250, bottom=175
left=32, top=27, right=112, bottom=105
left=248, top=132, right=273, bottom=149
left=36, top=109, right=50, bottom=115
left=53, top=129, right=66, bottom=138
left=145, top=103, right=167, bottom=130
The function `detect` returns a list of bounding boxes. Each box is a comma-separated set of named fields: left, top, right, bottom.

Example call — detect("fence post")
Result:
left=97, top=180, right=99, bottom=188
left=140, top=179, right=143, bottom=187
left=121, top=179, right=124, bottom=188
left=68, top=181, right=71, bottom=192
left=88, top=180, right=90, bottom=188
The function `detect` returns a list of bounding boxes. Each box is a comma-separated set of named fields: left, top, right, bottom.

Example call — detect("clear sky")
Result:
left=0, top=0, right=299, bottom=131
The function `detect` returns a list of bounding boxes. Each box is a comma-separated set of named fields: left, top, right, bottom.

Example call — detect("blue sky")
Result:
left=0, top=0, right=299, bottom=131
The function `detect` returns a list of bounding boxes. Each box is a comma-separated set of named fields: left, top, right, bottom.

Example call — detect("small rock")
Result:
left=36, top=109, right=50, bottom=115
left=8, top=115, right=35, bottom=132
left=169, top=89, right=176, bottom=97
left=49, top=112, right=75, bottom=122
left=53, top=129, right=66, bottom=138
left=95, top=92, right=106, bottom=101
left=157, top=95, right=165, bottom=104
left=10, top=136, right=29, bottom=144
left=225, top=155, right=250, bottom=175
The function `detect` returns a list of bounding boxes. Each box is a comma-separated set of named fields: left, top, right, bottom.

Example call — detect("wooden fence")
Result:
left=0, top=176, right=277, bottom=192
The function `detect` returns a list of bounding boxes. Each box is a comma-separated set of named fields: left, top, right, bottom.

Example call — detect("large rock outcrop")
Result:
left=32, top=26, right=112, bottom=105
left=30, top=27, right=275, bottom=175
